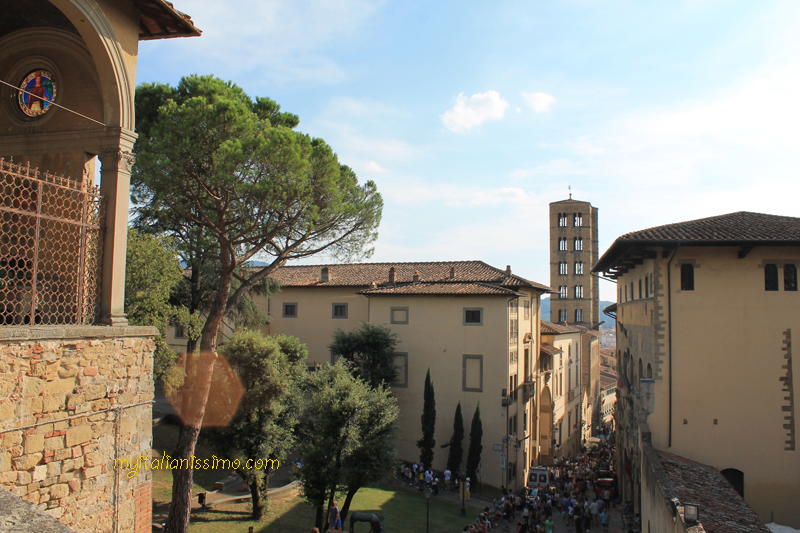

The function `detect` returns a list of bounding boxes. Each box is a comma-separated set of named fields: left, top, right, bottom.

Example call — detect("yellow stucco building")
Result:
left=593, top=211, right=800, bottom=528
left=256, top=261, right=553, bottom=491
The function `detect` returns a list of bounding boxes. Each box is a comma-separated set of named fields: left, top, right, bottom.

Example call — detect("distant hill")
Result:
left=540, top=298, right=616, bottom=328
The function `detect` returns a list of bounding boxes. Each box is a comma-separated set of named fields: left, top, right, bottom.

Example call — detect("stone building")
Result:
left=592, top=211, right=799, bottom=528
left=549, top=196, right=599, bottom=328
left=0, top=1, right=199, bottom=532
left=246, top=261, right=552, bottom=491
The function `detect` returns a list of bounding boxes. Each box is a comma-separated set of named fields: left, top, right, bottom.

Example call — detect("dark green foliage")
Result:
left=417, top=369, right=436, bottom=470
left=204, top=330, right=307, bottom=520
left=329, top=322, right=399, bottom=389
left=466, top=403, right=483, bottom=482
left=124, top=229, right=184, bottom=393
left=296, top=363, right=398, bottom=530
left=446, top=402, right=464, bottom=475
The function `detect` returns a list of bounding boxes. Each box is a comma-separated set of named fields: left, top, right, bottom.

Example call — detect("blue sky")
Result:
left=137, top=0, right=800, bottom=301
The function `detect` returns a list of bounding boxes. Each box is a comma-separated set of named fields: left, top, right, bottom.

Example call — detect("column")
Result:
left=98, top=148, right=135, bottom=325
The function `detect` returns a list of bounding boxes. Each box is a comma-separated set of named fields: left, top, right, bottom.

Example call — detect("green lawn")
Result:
left=152, top=422, right=475, bottom=532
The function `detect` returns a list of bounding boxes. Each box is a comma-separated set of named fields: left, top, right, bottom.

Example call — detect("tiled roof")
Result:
left=134, top=0, right=201, bottom=40
left=540, top=342, right=562, bottom=357
left=594, top=212, right=800, bottom=273
left=358, top=282, right=523, bottom=296
left=541, top=320, right=585, bottom=335
left=268, top=261, right=552, bottom=292
left=654, top=449, right=770, bottom=533
left=600, top=374, right=616, bottom=390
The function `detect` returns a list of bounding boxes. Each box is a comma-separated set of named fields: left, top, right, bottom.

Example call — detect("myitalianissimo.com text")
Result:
left=115, top=452, right=280, bottom=478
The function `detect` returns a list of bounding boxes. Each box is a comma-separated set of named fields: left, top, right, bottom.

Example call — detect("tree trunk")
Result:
left=248, top=475, right=262, bottom=521
left=339, top=483, right=361, bottom=525
left=315, top=504, right=324, bottom=532
left=165, top=268, right=232, bottom=533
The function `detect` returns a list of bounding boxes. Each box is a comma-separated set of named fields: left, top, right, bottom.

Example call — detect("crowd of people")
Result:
left=460, top=435, right=630, bottom=533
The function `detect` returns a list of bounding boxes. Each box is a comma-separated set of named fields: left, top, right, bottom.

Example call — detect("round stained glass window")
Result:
left=18, top=70, right=56, bottom=117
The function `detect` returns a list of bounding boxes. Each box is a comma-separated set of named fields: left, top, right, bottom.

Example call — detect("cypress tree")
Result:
left=466, top=402, right=483, bottom=482
left=417, top=369, right=436, bottom=470
left=446, top=402, right=464, bottom=475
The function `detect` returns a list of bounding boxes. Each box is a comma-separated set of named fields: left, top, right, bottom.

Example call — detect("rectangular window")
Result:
left=523, top=410, right=528, bottom=432
left=508, top=299, right=518, bottom=315
left=558, top=213, right=568, bottom=227
left=638, top=279, right=642, bottom=299
left=332, top=303, right=348, bottom=319
left=464, top=308, right=483, bottom=325
left=559, top=286, right=568, bottom=299
left=575, top=309, right=584, bottom=322
left=574, top=238, right=583, bottom=251
left=558, top=309, right=567, bottom=322
left=390, top=307, right=409, bottom=324
left=624, top=285, right=628, bottom=301
left=559, top=262, right=568, bottom=275
left=786, top=264, right=798, bottom=291
left=174, top=325, right=185, bottom=339
left=574, top=213, right=582, bottom=227
left=463, top=355, right=483, bottom=392
left=559, top=238, right=568, bottom=251
left=509, top=319, right=519, bottom=343
left=574, top=285, right=583, bottom=298
left=523, top=299, right=530, bottom=319
left=282, top=302, right=298, bottom=318
left=765, top=264, right=778, bottom=291
left=509, top=350, right=518, bottom=365
left=645, top=276, right=649, bottom=298
left=391, top=353, right=408, bottom=387
left=567, top=412, right=571, bottom=436
left=575, top=262, right=583, bottom=275
left=680, top=264, right=694, bottom=291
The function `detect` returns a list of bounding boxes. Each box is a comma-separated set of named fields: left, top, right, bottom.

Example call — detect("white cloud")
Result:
left=511, top=159, right=586, bottom=182
left=440, top=91, right=509, bottom=133
left=365, top=161, right=387, bottom=173
left=522, top=91, right=556, bottom=113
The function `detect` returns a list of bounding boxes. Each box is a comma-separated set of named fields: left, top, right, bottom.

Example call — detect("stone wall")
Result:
left=0, top=325, right=157, bottom=533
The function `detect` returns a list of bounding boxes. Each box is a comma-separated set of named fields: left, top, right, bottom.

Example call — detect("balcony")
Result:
left=0, top=160, right=103, bottom=326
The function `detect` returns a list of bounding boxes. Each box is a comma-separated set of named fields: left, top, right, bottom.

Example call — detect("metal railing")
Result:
left=0, top=159, right=104, bottom=326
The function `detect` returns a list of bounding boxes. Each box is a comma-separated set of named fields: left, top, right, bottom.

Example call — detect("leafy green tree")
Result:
left=446, top=402, right=464, bottom=475
left=466, top=402, right=483, bottom=482
left=296, top=363, right=398, bottom=530
left=203, top=331, right=306, bottom=520
left=417, top=369, right=436, bottom=470
left=328, top=322, right=399, bottom=389
left=124, top=229, right=184, bottom=393
left=132, top=75, right=382, bottom=533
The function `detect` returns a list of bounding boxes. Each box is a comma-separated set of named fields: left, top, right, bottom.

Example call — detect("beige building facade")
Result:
left=593, top=211, right=800, bottom=528
left=259, top=261, right=553, bottom=491
left=549, top=198, right=599, bottom=328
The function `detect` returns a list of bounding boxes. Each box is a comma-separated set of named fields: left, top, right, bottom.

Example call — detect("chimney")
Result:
left=506, top=265, right=512, bottom=276
left=321, top=266, right=330, bottom=283
left=413, top=270, right=420, bottom=283
left=450, top=267, right=455, bottom=279
left=389, top=267, right=396, bottom=285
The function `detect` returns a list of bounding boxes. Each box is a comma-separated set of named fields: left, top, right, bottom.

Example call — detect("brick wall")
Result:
left=0, top=326, right=157, bottom=533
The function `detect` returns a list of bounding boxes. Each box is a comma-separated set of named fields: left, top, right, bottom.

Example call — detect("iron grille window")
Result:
left=0, top=159, right=103, bottom=325
left=681, top=264, right=694, bottom=291
left=765, top=264, right=778, bottom=291
left=786, top=264, right=798, bottom=291
left=464, top=308, right=483, bottom=325
left=332, top=303, right=348, bottom=318
left=283, top=303, right=298, bottom=317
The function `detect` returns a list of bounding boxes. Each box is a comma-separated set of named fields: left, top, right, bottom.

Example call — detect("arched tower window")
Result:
left=721, top=468, right=744, bottom=498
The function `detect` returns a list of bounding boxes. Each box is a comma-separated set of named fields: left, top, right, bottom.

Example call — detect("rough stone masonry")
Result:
left=0, top=325, right=157, bottom=533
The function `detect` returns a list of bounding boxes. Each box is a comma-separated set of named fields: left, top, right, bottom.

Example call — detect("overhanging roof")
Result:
left=134, top=0, right=201, bottom=40
left=593, top=211, right=800, bottom=274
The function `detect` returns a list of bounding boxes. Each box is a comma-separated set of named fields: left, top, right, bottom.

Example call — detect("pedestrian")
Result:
left=590, top=499, right=599, bottom=525
left=433, top=477, right=439, bottom=496
left=545, top=515, right=554, bottom=533
left=466, top=477, right=471, bottom=500
left=328, top=501, right=342, bottom=533
left=600, top=509, right=609, bottom=533
left=445, top=468, right=452, bottom=491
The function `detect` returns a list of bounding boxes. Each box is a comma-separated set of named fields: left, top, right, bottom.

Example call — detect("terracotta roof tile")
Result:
left=540, top=342, right=562, bottom=357
left=268, top=261, right=552, bottom=292
left=541, top=320, right=585, bottom=335
left=594, top=212, right=800, bottom=273
left=358, top=282, right=523, bottom=296
left=654, top=449, right=770, bottom=533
